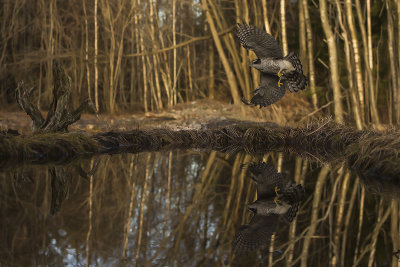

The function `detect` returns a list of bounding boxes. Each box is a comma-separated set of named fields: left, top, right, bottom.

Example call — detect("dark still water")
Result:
left=0, top=151, right=399, bottom=266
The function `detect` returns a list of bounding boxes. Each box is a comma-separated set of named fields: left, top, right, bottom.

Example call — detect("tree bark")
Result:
left=319, top=0, right=344, bottom=123
left=201, top=0, right=241, bottom=104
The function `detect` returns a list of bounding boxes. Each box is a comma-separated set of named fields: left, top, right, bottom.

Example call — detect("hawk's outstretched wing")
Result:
left=236, top=24, right=283, bottom=59
left=232, top=214, right=279, bottom=254
left=242, top=72, right=286, bottom=108
left=246, top=162, right=285, bottom=199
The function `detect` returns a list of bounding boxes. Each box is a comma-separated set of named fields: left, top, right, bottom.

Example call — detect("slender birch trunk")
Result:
left=172, top=0, right=177, bottom=105
left=280, top=0, right=288, bottom=55
left=201, top=0, right=240, bottom=104
left=302, top=0, right=318, bottom=110
left=355, top=0, right=380, bottom=125
left=346, top=0, right=365, bottom=121
left=335, top=0, right=363, bottom=129
left=261, top=0, right=271, bottom=34
left=94, top=0, right=99, bottom=112
left=387, top=0, right=399, bottom=124
left=319, top=0, right=344, bottom=123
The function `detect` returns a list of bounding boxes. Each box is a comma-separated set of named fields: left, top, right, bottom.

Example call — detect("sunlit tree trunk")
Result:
left=94, top=0, right=99, bottom=111
left=346, top=0, right=365, bottom=121
left=149, top=0, right=163, bottom=109
left=355, top=0, right=379, bottom=125
left=261, top=0, right=271, bottom=34
left=319, top=0, right=344, bottom=123
left=280, top=0, right=288, bottom=55
left=83, top=0, right=90, bottom=102
left=335, top=0, right=363, bottom=129
left=302, top=0, right=318, bottom=109
left=138, top=0, right=148, bottom=112
left=172, top=0, right=177, bottom=105
left=208, top=41, right=215, bottom=99
left=387, top=0, right=399, bottom=124
left=201, top=0, right=240, bottom=104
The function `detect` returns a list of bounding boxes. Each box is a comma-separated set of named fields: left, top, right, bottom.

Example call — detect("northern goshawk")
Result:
left=236, top=24, right=307, bottom=108
left=232, top=162, right=305, bottom=254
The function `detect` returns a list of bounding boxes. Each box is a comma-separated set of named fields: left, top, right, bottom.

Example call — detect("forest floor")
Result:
left=0, top=95, right=313, bottom=134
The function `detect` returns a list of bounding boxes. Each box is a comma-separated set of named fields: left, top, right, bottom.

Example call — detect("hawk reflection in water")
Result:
left=236, top=24, right=307, bottom=107
left=232, top=162, right=305, bottom=254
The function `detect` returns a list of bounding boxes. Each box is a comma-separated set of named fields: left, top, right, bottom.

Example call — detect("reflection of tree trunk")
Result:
left=319, top=0, right=344, bottom=123
left=332, top=170, right=349, bottom=267
left=301, top=165, right=329, bottom=267
left=390, top=200, right=399, bottom=267
left=341, top=179, right=359, bottom=267
left=49, top=168, right=70, bottom=215
left=201, top=0, right=240, bottom=104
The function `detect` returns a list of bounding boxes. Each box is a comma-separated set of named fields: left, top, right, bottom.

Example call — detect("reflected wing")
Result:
left=282, top=202, right=300, bottom=224
left=232, top=214, right=279, bottom=254
left=281, top=184, right=305, bottom=223
left=247, top=162, right=284, bottom=198
left=242, top=72, right=286, bottom=108
left=236, top=24, right=283, bottom=59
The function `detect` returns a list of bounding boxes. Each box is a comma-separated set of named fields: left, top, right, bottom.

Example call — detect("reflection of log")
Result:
left=15, top=60, right=92, bottom=133
left=1, top=119, right=400, bottom=177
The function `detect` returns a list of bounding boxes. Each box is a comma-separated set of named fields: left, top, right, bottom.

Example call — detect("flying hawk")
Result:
left=236, top=24, right=307, bottom=107
left=232, top=162, right=305, bottom=254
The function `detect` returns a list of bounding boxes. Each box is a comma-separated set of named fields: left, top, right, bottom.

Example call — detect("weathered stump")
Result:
left=15, top=60, right=93, bottom=133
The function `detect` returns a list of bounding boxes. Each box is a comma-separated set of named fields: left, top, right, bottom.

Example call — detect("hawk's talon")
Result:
left=274, top=186, right=280, bottom=195
left=277, top=70, right=283, bottom=77
left=278, top=79, right=283, bottom=87
left=274, top=196, right=280, bottom=204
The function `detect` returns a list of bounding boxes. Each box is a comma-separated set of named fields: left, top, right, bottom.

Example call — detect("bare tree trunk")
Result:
left=387, top=0, right=399, bottom=124
left=149, top=0, right=163, bottom=109
left=94, top=0, right=99, bottom=111
left=201, top=0, right=241, bottom=104
left=319, top=0, right=344, bottom=123
left=138, top=0, right=148, bottom=112
left=172, top=0, right=177, bottom=105
left=208, top=41, right=215, bottom=99
left=355, top=0, right=380, bottom=125
left=261, top=0, right=271, bottom=34
left=83, top=0, right=91, bottom=102
left=346, top=0, right=365, bottom=121
left=335, top=0, right=363, bottom=129
left=367, top=0, right=373, bottom=69
left=301, top=0, right=318, bottom=110
left=280, top=0, right=288, bottom=55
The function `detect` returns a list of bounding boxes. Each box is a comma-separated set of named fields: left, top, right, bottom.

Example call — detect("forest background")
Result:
left=1, top=0, right=399, bottom=130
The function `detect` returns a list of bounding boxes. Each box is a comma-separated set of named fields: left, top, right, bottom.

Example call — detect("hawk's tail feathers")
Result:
left=282, top=183, right=305, bottom=204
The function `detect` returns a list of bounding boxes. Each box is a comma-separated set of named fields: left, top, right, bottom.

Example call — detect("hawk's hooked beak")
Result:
left=250, top=58, right=261, bottom=67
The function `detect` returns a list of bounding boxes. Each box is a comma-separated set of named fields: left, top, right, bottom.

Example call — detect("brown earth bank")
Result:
left=0, top=97, right=313, bottom=134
